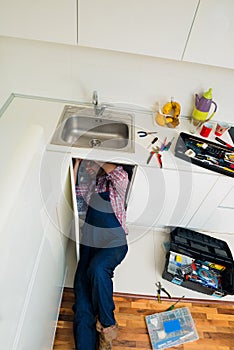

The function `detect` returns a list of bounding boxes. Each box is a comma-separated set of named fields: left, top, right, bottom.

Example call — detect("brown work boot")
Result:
left=96, top=319, right=118, bottom=350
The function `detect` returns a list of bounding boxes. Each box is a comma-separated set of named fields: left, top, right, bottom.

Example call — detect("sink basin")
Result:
left=61, top=116, right=129, bottom=149
left=51, top=105, right=135, bottom=152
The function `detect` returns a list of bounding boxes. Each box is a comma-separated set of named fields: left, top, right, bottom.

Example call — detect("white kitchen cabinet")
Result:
left=126, top=165, right=218, bottom=229
left=13, top=149, right=73, bottom=350
left=183, top=0, right=234, bottom=69
left=0, top=0, right=77, bottom=45
left=15, top=221, right=66, bottom=350
left=78, top=0, right=199, bottom=61
left=0, top=151, right=46, bottom=350
left=188, top=176, right=234, bottom=234
left=0, top=146, right=72, bottom=349
left=0, top=95, right=74, bottom=349
left=114, top=226, right=156, bottom=296
left=40, top=150, right=74, bottom=240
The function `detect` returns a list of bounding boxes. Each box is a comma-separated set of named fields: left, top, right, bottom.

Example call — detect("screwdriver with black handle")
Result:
left=147, top=136, right=158, bottom=149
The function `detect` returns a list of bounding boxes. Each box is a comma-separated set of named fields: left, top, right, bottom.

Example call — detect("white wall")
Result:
left=0, top=35, right=234, bottom=124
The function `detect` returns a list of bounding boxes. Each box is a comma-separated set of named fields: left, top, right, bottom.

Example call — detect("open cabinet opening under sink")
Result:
left=69, top=158, right=137, bottom=257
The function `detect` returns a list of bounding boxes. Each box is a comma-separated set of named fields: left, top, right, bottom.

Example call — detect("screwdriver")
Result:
left=215, top=136, right=234, bottom=149
left=165, top=295, right=185, bottom=311
left=160, top=137, right=167, bottom=151
left=165, top=137, right=175, bottom=151
left=147, top=136, right=158, bottom=149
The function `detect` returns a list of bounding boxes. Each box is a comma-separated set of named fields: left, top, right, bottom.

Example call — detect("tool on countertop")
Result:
left=147, top=136, right=158, bottom=149
left=215, top=136, right=234, bottom=149
left=147, top=150, right=156, bottom=164
left=155, top=282, right=172, bottom=303
left=160, top=137, right=167, bottom=151
left=157, top=153, right=163, bottom=168
left=150, top=136, right=168, bottom=168
left=146, top=135, right=169, bottom=167
left=165, top=295, right=185, bottom=311
left=137, top=131, right=158, bottom=137
left=147, top=146, right=163, bottom=168
left=164, top=137, right=175, bottom=151
left=147, top=146, right=160, bottom=164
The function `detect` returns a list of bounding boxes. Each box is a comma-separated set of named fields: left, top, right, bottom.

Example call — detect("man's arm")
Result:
left=73, top=158, right=81, bottom=184
left=101, top=163, right=117, bottom=174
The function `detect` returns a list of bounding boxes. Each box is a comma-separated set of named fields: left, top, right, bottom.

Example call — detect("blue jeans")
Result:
left=73, top=243, right=128, bottom=350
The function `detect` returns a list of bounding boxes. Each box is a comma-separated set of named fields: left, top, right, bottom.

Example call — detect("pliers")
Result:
left=147, top=146, right=160, bottom=164
left=147, top=150, right=156, bottom=164
left=138, top=131, right=158, bottom=137
left=157, top=153, right=163, bottom=168
left=155, top=282, right=172, bottom=303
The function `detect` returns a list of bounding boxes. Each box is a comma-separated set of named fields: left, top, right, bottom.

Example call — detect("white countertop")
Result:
left=1, top=93, right=232, bottom=178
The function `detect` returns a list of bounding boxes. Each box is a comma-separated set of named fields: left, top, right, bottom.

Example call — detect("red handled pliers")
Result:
left=157, top=153, right=163, bottom=168
left=147, top=146, right=160, bottom=164
left=147, top=150, right=156, bottom=164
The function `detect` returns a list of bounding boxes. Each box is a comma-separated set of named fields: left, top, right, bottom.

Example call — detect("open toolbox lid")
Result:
left=175, top=132, right=234, bottom=177
left=169, top=227, right=234, bottom=263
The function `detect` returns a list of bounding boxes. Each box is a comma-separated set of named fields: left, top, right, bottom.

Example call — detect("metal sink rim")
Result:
left=50, top=104, right=135, bottom=152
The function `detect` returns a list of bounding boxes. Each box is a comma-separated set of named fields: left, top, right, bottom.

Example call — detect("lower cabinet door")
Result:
left=126, top=165, right=218, bottom=229
left=16, top=223, right=66, bottom=350
left=189, top=177, right=234, bottom=234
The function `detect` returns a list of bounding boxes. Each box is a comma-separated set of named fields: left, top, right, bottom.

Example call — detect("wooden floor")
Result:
left=53, top=287, right=234, bottom=350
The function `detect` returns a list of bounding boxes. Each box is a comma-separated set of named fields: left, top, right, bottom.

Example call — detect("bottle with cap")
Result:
left=192, top=88, right=217, bottom=123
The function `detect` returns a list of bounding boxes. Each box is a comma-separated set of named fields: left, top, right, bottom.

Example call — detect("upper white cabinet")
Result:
left=78, top=0, right=199, bottom=61
left=0, top=0, right=77, bottom=45
left=183, top=0, right=234, bottom=69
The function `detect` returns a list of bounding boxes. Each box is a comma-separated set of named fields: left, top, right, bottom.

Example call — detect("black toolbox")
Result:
left=162, top=227, right=234, bottom=298
left=174, top=132, right=234, bottom=178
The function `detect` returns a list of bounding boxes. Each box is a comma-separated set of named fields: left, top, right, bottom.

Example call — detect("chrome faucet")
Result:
left=92, top=90, right=98, bottom=106
left=92, top=90, right=105, bottom=119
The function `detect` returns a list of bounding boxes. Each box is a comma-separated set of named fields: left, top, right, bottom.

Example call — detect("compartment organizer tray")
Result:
left=175, top=132, right=234, bottom=177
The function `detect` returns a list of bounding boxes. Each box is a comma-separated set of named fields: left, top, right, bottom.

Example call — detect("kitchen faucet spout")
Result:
left=92, top=90, right=98, bottom=106
left=92, top=90, right=105, bottom=119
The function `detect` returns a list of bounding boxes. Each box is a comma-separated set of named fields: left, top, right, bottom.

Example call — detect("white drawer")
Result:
left=219, top=185, right=234, bottom=209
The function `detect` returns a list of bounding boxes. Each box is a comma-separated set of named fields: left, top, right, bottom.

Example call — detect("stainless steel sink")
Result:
left=51, top=105, right=135, bottom=152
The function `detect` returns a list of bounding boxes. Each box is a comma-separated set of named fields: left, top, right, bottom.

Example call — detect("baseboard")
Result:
left=63, top=287, right=234, bottom=305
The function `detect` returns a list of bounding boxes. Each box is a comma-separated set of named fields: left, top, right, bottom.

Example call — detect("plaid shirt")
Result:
left=75, top=165, right=129, bottom=233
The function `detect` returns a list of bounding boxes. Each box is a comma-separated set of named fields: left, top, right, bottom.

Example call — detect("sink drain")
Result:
left=89, top=139, right=102, bottom=148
